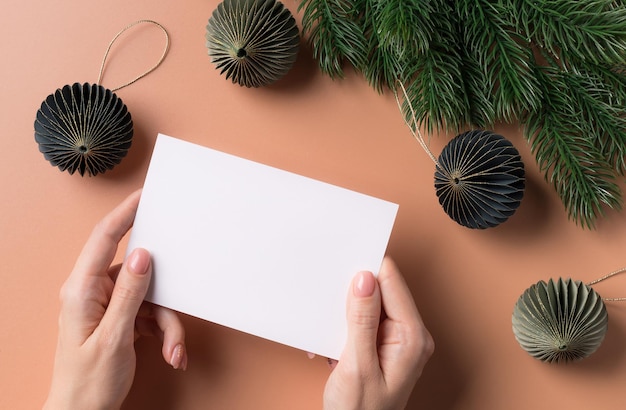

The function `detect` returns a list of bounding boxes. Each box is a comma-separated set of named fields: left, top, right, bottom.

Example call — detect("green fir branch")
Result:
left=358, top=0, right=404, bottom=91
left=561, top=67, right=626, bottom=174
left=523, top=65, right=622, bottom=228
left=358, top=0, right=435, bottom=92
left=403, top=4, right=469, bottom=133
left=513, top=0, right=626, bottom=65
left=581, top=62, right=626, bottom=106
left=459, top=0, right=542, bottom=121
left=457, top=43, right=495, bottom=128
left=370, top=0, right=434, bottom=57
left=299, top=0, right=368, bottom=78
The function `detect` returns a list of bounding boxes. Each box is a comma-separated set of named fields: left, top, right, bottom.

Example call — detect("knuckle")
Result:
left=96, top=326, right=127, bottom=351
left=350, top=309, right=380, bottom=329
left=403, top=325, right=435, bottom=359
left=421, top=330, right=435, bottom=357
left=58, top=280, right=82, bottom=308
left=92, top=216, right=118, bottom=245
left=114, top=283, right=144, bottom=303
left=93, top=216, right=113, bottom=235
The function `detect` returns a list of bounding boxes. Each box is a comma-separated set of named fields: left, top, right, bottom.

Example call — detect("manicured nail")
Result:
left=170, top=344, right=185, bottom=370
left=353, top=271, right=375, bottom=297
left=182, top=349, right=188, bottom=371
left=306, top=352, right=316, bottom=359
left=128, top=249, right=150, bottom=275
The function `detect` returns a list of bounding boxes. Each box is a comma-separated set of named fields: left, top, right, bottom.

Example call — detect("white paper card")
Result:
left=127, top=134, right=398, bottom=359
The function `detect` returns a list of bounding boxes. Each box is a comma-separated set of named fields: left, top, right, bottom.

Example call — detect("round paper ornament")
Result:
left=512, top=277, right=608, bottom=363
left=395, top=83, right=526, bottom=229
left=435, top=130, right=525, bottom=229
left=206, top=0, right=300, bottom=88
left=33, top=20, right=170, bottom=177
left=34, top=83, right=133, bottom=176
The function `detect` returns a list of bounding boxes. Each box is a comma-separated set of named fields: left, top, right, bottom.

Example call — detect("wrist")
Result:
left=44, top=395, right=120, bottom=410
left=43, top=380, right=121, bottom=410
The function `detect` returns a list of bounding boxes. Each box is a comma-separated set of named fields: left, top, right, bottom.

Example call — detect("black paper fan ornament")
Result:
left=434, top=130, right=526, bottom=229
left=395, top=84, right=525, bottom=229
left=512, top=278, right=608, bottom=363
left=206, top=0, right=300, bottom=87
left=34, top=83, right=133, bottom=176
left=33, top=20, right=170, bottom=177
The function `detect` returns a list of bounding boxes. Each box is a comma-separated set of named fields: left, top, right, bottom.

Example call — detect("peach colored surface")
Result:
left=2, top=1, right=626, bottom=409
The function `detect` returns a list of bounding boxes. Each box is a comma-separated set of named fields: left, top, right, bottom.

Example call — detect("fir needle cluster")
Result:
left=299, top=0, right=626, bottom=228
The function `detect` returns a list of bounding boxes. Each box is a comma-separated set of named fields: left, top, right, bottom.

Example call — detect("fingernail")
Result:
left=353, top=271, right=375, bottom=297
left=182, top=349, right=188, bottom=371
left=128, top=249, right=149, bottom=275
left=306, top=352, right=316, bottom=359
left=170, top=344, right=185, bottom=370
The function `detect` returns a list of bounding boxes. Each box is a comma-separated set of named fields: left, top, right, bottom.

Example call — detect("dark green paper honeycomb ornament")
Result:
left=206, top=0, right=300, bottom=88
left=435, top=130, right=525, bottom=229
left=34, top=83, right=133, bottom=177
left=512, top=278, right=608, bottom=363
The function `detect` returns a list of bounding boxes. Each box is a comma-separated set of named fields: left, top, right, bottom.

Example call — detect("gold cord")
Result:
left=97, top=19, right=170, bottom=92
left=587, top=267, right=626, bottom=302
left=393, top=81, right=439, bottom=165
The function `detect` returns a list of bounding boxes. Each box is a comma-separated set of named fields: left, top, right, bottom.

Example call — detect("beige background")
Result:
left=2, top=1, right=626, bottom=408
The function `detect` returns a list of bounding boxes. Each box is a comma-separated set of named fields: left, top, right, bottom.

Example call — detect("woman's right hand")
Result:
left=323, top=257, right=434, bottom=410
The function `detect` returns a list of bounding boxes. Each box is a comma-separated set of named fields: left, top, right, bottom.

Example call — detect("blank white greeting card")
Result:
left=127, top=134, right=398, bottom=359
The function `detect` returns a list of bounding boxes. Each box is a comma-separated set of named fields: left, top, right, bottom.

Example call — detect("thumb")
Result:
left=102, top=248, right=152, bottom=333
left=343, top=270, right=381, bottom=368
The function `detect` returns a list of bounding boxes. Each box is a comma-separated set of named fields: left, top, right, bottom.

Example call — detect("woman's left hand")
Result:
left=44, top=190, right=187, bottom=410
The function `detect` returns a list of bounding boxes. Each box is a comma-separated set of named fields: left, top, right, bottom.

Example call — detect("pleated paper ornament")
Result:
left=512, top=268, right=626, bottom=363
left=435, top=130, right=525, bottom=229
left=395, top=83, right=525, bottom=229
left=206, top=0, right=300, bottom=87
left=512, top=278, right=607, bottom=363
left=34, top=20, right=170, bottom=176
left=35, top=83, right=133, bottom=176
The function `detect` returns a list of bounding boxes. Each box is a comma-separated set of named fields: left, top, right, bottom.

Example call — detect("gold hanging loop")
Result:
left=97, top=19, right=170, bottom=92
left=587, top=267, right=626, bottom=302
left=393, top=80, right=438, bottom=165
